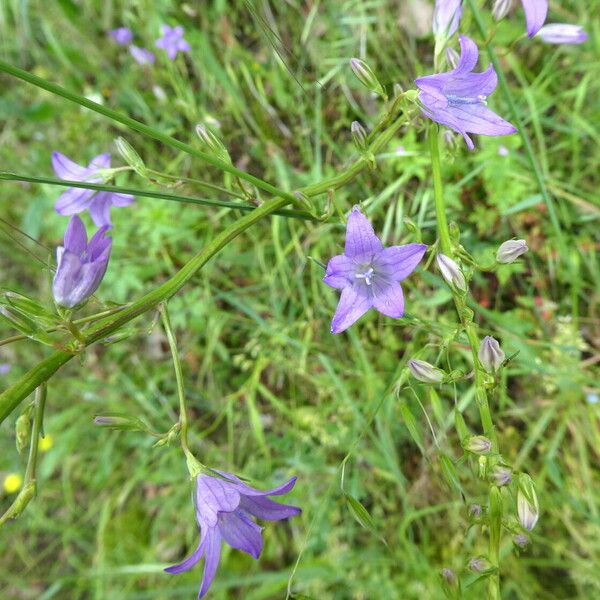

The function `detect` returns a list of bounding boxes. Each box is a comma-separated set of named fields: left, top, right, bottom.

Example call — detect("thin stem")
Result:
left=0, top=60, right=298, bottom=206
left=159, top=304, right=194, bottom=463
left=429, top=126, right=452, bottom=255
left=0, top=172, right=312, bottom=221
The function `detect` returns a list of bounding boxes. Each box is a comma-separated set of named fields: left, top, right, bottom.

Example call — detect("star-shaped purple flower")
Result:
left=109, top=27, right=133, bottom=45
left=323, top=207, right=427, bottom=334
left=415, top=35, right=517, bottom=150
left=155, top=25, right=191, bottom=60
left=165, top=471, right=300, bottom=598
left=521, top=0, right=548, bottom=38
left=52, top=152, right=134, bottom=227
left=52, top=216, right=112, bottom=309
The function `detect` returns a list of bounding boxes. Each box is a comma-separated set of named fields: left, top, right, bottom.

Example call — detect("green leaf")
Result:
left=439, top=453, right=464, bottom=498
left=344, top=493, right=387, bottom=545
left=399, top=398, right=424, bottom=454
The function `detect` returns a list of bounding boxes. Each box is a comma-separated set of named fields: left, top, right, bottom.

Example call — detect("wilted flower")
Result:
left=432, top=0, right=462, bottom=38
left=478, top=336, right=505, bottom=372
left=436, top=254, right=467, bottom=291
left=52, top=152, right=134, bottom=227
left=109, top=27, right=133, bottom=45
left=416, top=35, right=517, bottom=150
left=155, top=25, right=190, bottom=60
left=536, top=24, right=588, bottom=45
left=469, top=503, right=482, bottom=518
left=323, top=206, right=427, bottom=333
left=165, top=471, right=300, bottom=598
left=464, top=435, right=492, bottom=454
left=521, top=0, right=548, bottom=37
left=129, top=46, right=156, bottom=65
left=408, top=359, right=445, bottom=384
left=52, top=216, right=112, bottom=309
left=492, top=465, right=513, bottom=486
left=517, top=475, right=539, bottom=531
left=496, top=239, right=528, bottom=263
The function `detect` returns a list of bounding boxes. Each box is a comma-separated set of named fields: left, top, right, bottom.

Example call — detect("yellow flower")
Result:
left=39, top=434, right=54, bottom=452
left=3, top=473, right=22, bottom=494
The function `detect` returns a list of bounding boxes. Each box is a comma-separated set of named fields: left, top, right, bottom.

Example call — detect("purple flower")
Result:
left=416, top=35, right=517, bottom=150
left=129, top=45, right=156, bottom=65
left=536, top=24, right=588, bottom=45
left=432, top=0, right=462, bottom=38
left=521, top=0, right=548, bottom=38
left=165, top=471, right=300, bottom=598
left=52, top=216, right=112, bottom=309
left=155, top=25, right=191, bottom=60
left=109, top=27, right=133, bottom=45
left=52, top=152, right=134, bottom=227
left=323, top=207, right=427, bottom=334
left=0, top=363, right=11, bottom=375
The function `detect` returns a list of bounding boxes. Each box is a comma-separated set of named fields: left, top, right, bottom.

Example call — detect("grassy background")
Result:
left=1, top=0, right=599, bottom=598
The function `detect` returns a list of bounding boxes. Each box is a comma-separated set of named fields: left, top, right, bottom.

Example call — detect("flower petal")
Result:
left=323, top=254, right=356, bottom=289
left=521, top=0, right=548, bottom=37
left=55, top=187, right=95, bottom=215
left=375, top=243, right=427, bottom=282
left=372, top=281, right=405, bottom=318
left=217, top=510, right=264, bottom=559
left=240, top=495, right=301, bottom=521
left=453, top=35, right=479, bottom=76
left=536, top=23, right=588, bottom=44
left=63, top=215, right=87, bottom=255
left=444, top=65, right=498, bottom=99
left=448, top=103, right=517, bottom=138
left=344, top=206, right=383, bottom=259
left=89, top=195, right=113, bottom=228
left=164, top=539, right=205, bottom=574
left=52, top=251, right=83, bottom=307
left=89, top=153, right=111, bottom=171
left=330, top=285, right=373, bottom=334
left=216, top=472, right=298, bottom=498
left=199, top=528, right=222, bottom=599
left=195, top=475, right=241, bottom=527
left=52, top=151, right=95, bottom=181
left=109, top=192, right=135, bottom=207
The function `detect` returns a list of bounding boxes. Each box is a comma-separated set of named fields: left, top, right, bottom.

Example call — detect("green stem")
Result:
left=0, top=60, right=297, bottom=205
left=24, top=384, right=47, bottom=484
left=429, top=126, right=452, bottom=255
left=159, top=304, right=195, bottom=465
left=465, top=0, right=566, bottom=256
left=0, top=172, right=312, bottom=221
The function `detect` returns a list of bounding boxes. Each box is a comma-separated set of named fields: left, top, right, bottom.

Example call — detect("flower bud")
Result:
left=468, top=556, right=491, bottom=572
left=492, top=465, right=512, bottom=486
left=432, top=0, right=462, bottom=38
left=517, top=475, right=539, bottom=531
left=445, top=47, right=459, bottom=68
left=349, top=58, right=386, bottom=98
left=536, top=24, right=588, bottom=45
left=436, top=254, right=467, bottom=292
left=496, top=239, right=528, bottom=263
left=94, top=414, right=150, bottom=432
left=407, top=359, right=445, bottom=384
left=469, top=503, right=482, bottom=518
left=15, top=412, right=30, bottom=454
left=478, top=336, right=505, bottom=373
left=463, top=435, right=492, bottom=455
left=440, top=567, right=460, bottom=598
left=115, top=137, right=147, bottom=176
left=351, top=121, right=368, bottom=152
left=492, top=0, right=512, bottom=21
left=195, top=124, right=232, bottom=164
left=513, top=533, right=530, bottom=548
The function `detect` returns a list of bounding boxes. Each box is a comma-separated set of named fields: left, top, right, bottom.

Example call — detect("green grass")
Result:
left=1, top=1, right=599, bottom=598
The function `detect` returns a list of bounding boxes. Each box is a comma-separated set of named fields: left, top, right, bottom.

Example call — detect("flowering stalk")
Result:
left=429, top=124, right=500, bottom=599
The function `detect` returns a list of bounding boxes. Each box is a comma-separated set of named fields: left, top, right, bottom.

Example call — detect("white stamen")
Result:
left=355, top=267, right=374, bottom=286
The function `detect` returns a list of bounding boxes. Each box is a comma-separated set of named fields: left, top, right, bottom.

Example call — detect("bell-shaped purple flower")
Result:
left=155, top=25, right=191, bottom=60
left=323, top=206, right=427, bottom=334
left=521, top=0, right=548, bottom=38
left=52, top=216, right=112, bottom=309
left=165, top=471, right=300, bottom=598
left=536, top=23, right=588, bottom=45
left=52, top=152, right=134, bottom=227
left=415, top=35, right=517, bottom=150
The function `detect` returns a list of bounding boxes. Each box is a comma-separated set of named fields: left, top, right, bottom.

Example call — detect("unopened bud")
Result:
left=351, top=121, right=368, bottom=151
left=492, top=465, right=512, bottom=486
left=492, top=0, right=512, bottom=21
left=468, top=556, right=491, bottom=572
left=478, top=336, right=505, bottom=373
left=115, top=137, right=146, bottom=176
left=195, top=124, right=232, bottom=164
left=393, top=83, right=404, bottom=97
left=496, top=239, right=528, bottom=264
left=94, top=414, right=150, bottom=432
left=441, top=567, right=457, bottom=585
left=469, top=503, right=482, bottom=518
left=437, top=254, right=467, bottom=292
left=440, top=567, right=460, bottom=598
left=513, top=533, right=530, bottom=548
left=408, top=359, right=445, bottom=384
left=517, top=475, right=539, bottom=531
left=349, top=58, right=386, bottom=98
left=15, top=413, right=31, bottom=454
left=463, top=435, right=492, bottom=455
left=445, top=47, right=460, bottom=69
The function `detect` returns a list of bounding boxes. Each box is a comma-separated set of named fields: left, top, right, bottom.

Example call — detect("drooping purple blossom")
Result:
left=109, top=27, right=133, bottom=45
left=521, top=0, right=548, bottom=37
left=52, top=216, right=112, bottom=309
left=432, top=0, right=462, bottom=38
left=165, top=471, right=300, bottom=598
left=155, top=25, right=191, bottom=60
left=129, top=46, right=156, bottom=65
left=416, top=35, right=517, bottom=150
left=323, top=207, right=427, bottom=334
left=52, top=152, right=134, bottom=227
left=536, top=23, right=588, bottom=45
